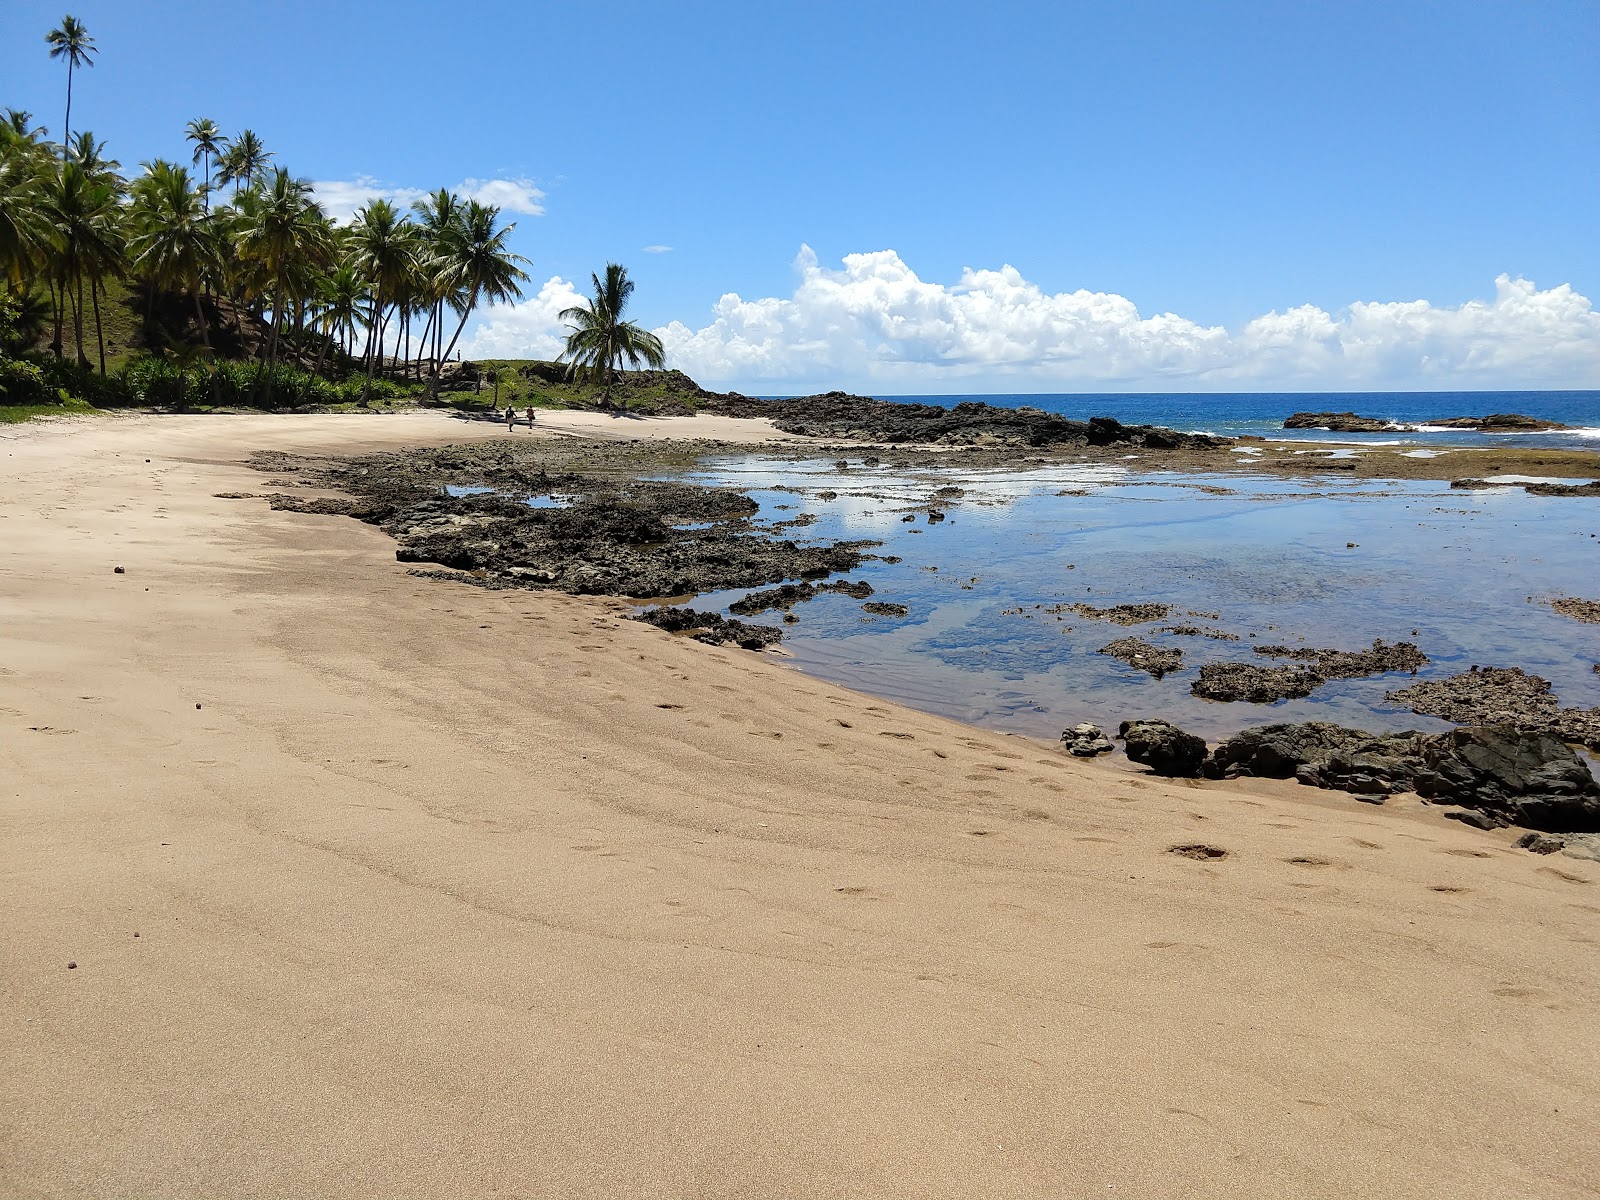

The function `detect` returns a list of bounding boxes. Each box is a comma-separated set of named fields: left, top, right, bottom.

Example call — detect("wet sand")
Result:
left=3, top=411, right=1598, bottom=1198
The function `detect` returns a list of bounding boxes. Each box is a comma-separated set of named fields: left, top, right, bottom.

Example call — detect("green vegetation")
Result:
left=558, top=263, right=666, bottom=410
left=2, top=14, right=682, bottom=426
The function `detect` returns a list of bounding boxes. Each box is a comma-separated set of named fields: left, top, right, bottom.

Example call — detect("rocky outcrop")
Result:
left=1118, top=719, right=1209, bottom=777
left=1285, top=411, right=1570, bottom=434
left=634, top=607, right=782, bottom=650
left=1098, top=637, right=1183, bottom=679
left=862, top=601, right=910, bottom=617
left=1191, top=662, right=1323, bottom=703
left=1284, top=412, right=1403, bottom=433
left=728, top=579, right=875, bottom=615
left=1253, top=639, right=1428, bottom=678
left=1451, top=479, right=1600, bottom=497
left=739, top=393, right=1230, bottom=450
left=1070, top=602, right=1171, bottom=625
left=1202, top=721, right=1600, bottom=831
left=1548, top=598, right=1600, bottom=624
left=1061, top=723, right=1115, bottom=757
left=1387, top=666, right=1600, bottom=751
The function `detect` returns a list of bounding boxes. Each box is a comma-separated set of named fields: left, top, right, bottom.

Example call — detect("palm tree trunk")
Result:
left=430, top=289, right=478, bottom=398
left=92, top=275, right=106, bottom=375
left=62, top=64, right=73, bottom=167
left=49, top=276, right=64, bottom=358
left=192, top=288, right=211, bottom=350
left=73, top=273, right=87, bottom=367
left=361, top=288, right=385, bottom=404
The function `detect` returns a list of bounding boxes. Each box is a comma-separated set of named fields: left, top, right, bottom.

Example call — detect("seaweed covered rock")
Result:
left=1192, top=662, right=1324, bottom=703
left=1203, top=722, right=1430, bottom=797
left=634, top=607, right=782, bottom=651
left=1119, top=719, right=1208, bottom=777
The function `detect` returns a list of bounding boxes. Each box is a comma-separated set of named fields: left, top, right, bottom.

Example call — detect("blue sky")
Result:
left=4, top=0, right=1597, bottom=392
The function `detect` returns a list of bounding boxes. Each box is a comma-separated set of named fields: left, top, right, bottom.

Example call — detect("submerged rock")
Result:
left=1253, top=639, right=1428, bottom=679
left=862, top=601, right=910, bottom=617
left=1098, top=637, right=1183, bottom=679
left=1061, top=723, right=1115, bottom=757
left=1191, top=662, right=1323, bottom=703
left=1119, top=719, right=1209, bottom=777
left=1070, top=602, right=1171, bottom=625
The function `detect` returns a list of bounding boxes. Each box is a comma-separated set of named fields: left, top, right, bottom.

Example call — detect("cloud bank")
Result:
left=310, top=175, right=546, bottom=223
left=463, top=246, right=1600, bottom=392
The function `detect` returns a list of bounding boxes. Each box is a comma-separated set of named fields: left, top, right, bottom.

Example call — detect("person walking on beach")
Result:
left=505, top=404, right=516, bottom=431
left=526, top=406, right=536, bottom=429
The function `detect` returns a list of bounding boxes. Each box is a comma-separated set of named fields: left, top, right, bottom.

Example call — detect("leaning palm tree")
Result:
left=46, top=16, right=96, bottom=168
left=410, top=188, right=463, bottom=379
left=559, top=263, right=665, bottom=410
left=428, top=201, right=529, bottom=396
left=184, top=118, right=226, bottom=211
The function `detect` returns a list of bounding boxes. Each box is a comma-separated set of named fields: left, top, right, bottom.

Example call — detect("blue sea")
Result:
left=669, top=390, right=1600, bottom=752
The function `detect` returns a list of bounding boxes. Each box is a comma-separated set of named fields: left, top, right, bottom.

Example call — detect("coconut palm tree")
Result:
left=46, top=160, right=123, bottom=369
left=349, top=199, right=416, bottom=395
left=410, top=188, right=463, bottom=378
left=65, top=131, right=124, bottom=372
left=0, top=123, right=53, bottom=288
left=428, top=201, right=528, bottom=396
left=185, top=119, right=226, bottom=211
left=559, top=263, right=665, bottom=409
left=46, top=16, right=96, bottom=168
left=313, top=262, right=370, bottom=371
left=217, top=129, right=270, bottom=196
left=127, top=162, right=216, bottom=350
left=234, top=167, right=331, bottom=385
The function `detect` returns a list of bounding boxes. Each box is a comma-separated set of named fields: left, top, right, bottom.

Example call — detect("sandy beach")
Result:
left=3, top=411, right=1597, bottom=1198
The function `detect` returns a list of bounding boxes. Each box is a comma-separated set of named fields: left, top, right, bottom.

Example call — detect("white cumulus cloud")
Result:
left=460, top=246, right=1600, bottom=392
left=459, top=275, right=586, bottom=360
left=311, top=175, right=546, bottom=224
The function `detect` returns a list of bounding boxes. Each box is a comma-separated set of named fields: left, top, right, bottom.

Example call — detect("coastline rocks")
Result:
left=1285, top=411, right=1570, bottom=434
left=1253, top=639, right=1428, bottom=678
left=1387, top=666, right=1600, bottom=750
left=634, top=607, right=782, bottom=651
left=1192, top=662, right=1323, bottom=703
left=1285, top=412, right=1403, bottom=433
left=747, top=393, right=1230, bottom=451
left=728, top=579, right=875, bottom=615
left=1548, top=597, right=1600, bottom=624
left=862, top=601, right=910, bottom=617
left=1202, top=721, right=1600, bottom=832
left=1061, top=723, right=1115, bottom=757
left=1451, top=478, right=1600, bottom=497
left=1203, top=722, right=1426, bottom=797
left=1098, top=637, right=1183, bottom=679
left=1118, top=719, right=1209, bottom=777
left=1516, top=831, right=1600, bottom=862
left=1070, top=602, right=1171, bottom=625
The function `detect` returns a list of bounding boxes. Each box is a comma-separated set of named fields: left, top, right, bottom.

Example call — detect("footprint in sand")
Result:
left=833, top=885, right=880, bottom=899
left=1440, top=848, right=1491, bottom=859
left=1429, top=885, right=1471, bottom=893
left=1169, top=844, right=1229, bottom=861
left=1285, top=855, right=1340, bottom=868
left=27, top=726, right=75, bottom=735
left=1349, top=838, right=1383, bottom=850
left=831, top=719, right=852, bottom=728
left=878, top=731, right=914, bottom=740
left=1540, top=866, right=1591, bottom=885
left=655, top=703, right=684, bottom=710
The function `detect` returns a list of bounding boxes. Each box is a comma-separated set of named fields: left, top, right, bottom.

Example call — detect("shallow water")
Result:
left=679, top=457, right=1600, bottom=746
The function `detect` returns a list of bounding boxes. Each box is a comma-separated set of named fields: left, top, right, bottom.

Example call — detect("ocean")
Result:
left=676, top=390, right=1600, bottom=751
left=778, top=390, right=1600, bottom=450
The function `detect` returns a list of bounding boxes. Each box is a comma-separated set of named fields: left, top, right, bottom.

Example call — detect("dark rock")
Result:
left=1069, top=602, right=1171, bottom=625
left=1549, top=598, right=1600, bottom=624
left=1061, top=723, right=1115, bottom=757
left=1119, top=719, right=1209, bottom=777
left=1192, top=662, right=1323, bottom=703
left=749, top=393, right=1229, bottom=450
left=1444, top=809, right=1497, bottom=830
left=862, top=601, right=909, bottom=617
left=1204, top=720, right=1600, bottom=831
left=112, top=566, right=124, bottom=574
left=1516, top=831, right=1566, bottom=854
left=1254, top=639, right=1428, bottom=679
left=634, top=607, right=782, bottom=651
left=1284, top=412, right=1404, bottom=433
left=1387, top=666, right=1600, bottom=751
left=1098, top=637, right=1183, bottom=679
